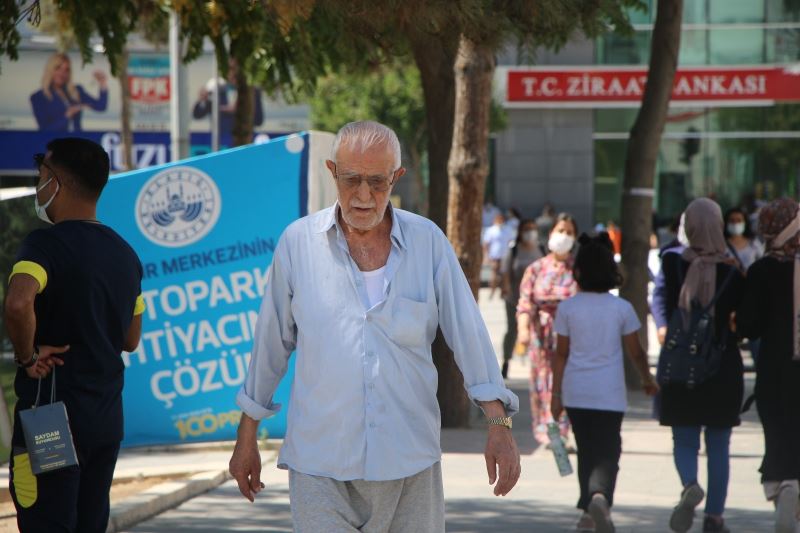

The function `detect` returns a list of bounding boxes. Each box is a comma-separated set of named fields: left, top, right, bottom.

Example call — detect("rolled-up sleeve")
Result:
left=434, top=241, right=519, bottom=416
left=237, top=239, right=297, bottom=420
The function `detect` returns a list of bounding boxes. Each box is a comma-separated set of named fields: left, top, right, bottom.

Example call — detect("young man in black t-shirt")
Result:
left=4, top=138, right=144, bottom=532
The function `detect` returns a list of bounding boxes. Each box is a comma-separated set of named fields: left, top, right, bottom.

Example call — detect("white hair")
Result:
left=332, top=121, right=401, bottom=169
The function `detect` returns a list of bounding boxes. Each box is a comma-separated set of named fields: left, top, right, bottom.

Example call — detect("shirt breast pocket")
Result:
left=389, top=297, right=433, bottom=348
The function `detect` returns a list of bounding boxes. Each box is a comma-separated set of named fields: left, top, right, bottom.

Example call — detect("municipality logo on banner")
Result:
left=96, top=132, right=339, bottom=447
left=136, top=166, right=222, bottom=247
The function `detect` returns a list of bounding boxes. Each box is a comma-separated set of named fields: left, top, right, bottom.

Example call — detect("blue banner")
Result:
left=0, top=130, right=294, bottom=173
left=98, top=133, right=311, bottom=447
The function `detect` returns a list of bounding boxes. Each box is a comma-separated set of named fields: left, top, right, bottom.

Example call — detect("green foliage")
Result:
left=310, top=62, right=426, bottom=163
left=51, top=0, right=138, bottom=75
left=0, top=196, right=46, bottom=351
left=0, top=0, right=31, bottom=67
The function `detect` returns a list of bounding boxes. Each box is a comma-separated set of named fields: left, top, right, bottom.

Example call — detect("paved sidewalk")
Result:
left=127, top=288, right=773, bottom=532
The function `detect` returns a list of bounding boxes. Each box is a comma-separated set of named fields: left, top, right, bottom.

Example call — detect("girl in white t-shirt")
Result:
left=551, top=233, right=659, bottom=533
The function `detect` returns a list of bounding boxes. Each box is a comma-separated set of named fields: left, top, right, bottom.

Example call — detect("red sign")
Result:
left=506, top=66, right=800, bottom=107
left=129, top=75, right=171, bottom=104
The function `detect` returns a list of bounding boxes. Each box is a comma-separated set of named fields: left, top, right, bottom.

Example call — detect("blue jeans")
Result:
left=672, top=426, right=732, bottom=516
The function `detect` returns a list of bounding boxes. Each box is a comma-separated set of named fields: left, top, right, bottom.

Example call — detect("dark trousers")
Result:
left=502, top=300, right=518, bottom=376
left=567, top=407, right=624, bottom=511
left=10, top=440, right=120, bottom=533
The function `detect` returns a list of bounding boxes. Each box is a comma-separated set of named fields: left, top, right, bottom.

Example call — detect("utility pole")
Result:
left=169, top=11, right=189, bottom=161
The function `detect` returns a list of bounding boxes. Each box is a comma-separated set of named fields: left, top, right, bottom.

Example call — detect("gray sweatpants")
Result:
left=288, top=462, right=445, bottom=533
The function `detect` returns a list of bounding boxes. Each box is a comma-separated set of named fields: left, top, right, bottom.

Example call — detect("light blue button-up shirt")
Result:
left=237, top=204, right=519, bottom=481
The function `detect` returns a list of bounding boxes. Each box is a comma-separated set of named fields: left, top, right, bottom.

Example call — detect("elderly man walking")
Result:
left=230, top=121, right=520, bottom=532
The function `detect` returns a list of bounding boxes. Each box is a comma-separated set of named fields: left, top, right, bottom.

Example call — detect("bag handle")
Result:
left=33, top=367, right=56, bottom=409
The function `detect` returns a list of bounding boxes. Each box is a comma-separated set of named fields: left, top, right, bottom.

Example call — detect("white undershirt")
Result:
left=362, top=266, right=386, bottom=308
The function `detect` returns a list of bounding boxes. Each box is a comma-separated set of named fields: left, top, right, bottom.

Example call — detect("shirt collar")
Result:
left=315, top=202, right=407, bottom=251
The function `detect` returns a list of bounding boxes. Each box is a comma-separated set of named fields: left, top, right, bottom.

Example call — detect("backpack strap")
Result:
left=701, top=266, right=737, bottom=314
left=726, top=241, right=744, bottom=270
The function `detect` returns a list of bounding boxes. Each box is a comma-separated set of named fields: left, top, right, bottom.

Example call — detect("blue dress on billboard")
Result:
left=30, top=85, right=109, bottom=131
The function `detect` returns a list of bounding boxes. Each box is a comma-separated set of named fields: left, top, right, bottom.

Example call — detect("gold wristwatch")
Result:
left=487, top=416, right=512, bottom=429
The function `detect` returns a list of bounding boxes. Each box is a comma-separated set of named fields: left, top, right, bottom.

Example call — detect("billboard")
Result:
left=0, top=48, right=310, bottom=173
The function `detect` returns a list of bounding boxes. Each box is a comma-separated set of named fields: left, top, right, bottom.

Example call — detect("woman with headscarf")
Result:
left=658, top=198, right=745, bottom=533
left=737, top=197, right=800, bottom=533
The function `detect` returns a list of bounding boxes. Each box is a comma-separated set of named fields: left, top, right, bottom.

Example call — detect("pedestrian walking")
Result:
left=657, top=198, right=745, bottom=533
left=736, top=197, right=800, bottom=533
left=230, top=121, right=520, bottom=533
left=500, top=219, right=544, bottom=378
left=516, top=213, right=578, bottom=445
left=484, top=213, right=514, bottom=299
left=551, top=232, right=659, bottom=533
left=4, top=138, right=144, bottom=532
left=724, top=206, right=763, bottom=272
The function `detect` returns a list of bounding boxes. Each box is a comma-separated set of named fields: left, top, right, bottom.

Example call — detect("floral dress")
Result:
left=516, top=254, right=577, bottom=444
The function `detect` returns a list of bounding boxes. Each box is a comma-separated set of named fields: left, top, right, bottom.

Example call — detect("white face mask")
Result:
left=34, top=177, right=59, bottom=225
left=727, top=222, right=745, bottom=236
left=522, top=230, right=538, bottom=244
left=548, top=232, right=574, bottom=254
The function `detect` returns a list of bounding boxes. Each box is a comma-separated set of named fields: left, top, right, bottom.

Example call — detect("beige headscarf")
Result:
left=679, top=198, right=729, bottom=316
left=759, top=198, right=800, bottom=360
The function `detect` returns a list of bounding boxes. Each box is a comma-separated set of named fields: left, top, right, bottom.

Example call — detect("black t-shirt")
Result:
left=11, top=221, right=143, bottom=448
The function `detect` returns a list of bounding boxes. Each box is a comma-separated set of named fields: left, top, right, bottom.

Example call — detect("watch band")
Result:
left=487, top=416, right=512, bottom=429
left=14, top=349, right=38, bottom=369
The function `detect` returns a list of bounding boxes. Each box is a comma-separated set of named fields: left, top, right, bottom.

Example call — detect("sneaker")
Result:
left=575, top=512, right=595, bottom=532
left=588, top=493, right=615, bottom=533
left=702, top=516, right=730, bottom=532
left=670, top=483, right=705, bottom=532
left=775, top=483, right=800, bottom=533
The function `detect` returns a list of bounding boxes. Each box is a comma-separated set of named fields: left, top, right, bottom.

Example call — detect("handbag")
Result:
left=18, top=367, right=79, bottom=475
left=657, top=265, right=736, bottom=389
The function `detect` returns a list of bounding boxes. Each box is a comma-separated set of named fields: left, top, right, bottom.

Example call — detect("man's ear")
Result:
left=325, top=160, right=336, bottom=177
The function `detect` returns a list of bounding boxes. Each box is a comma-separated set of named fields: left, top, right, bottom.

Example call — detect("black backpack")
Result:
left=657, top=265, right=736, bottom=389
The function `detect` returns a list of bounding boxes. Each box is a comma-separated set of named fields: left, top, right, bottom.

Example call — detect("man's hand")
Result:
left=229, top=416, right=264, bottom=502
left=24, top=344, right=68, bottom=379
left=484, top=426, right=521, bottom=497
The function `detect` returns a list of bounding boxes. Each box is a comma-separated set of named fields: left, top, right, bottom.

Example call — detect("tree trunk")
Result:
left=408, top=143, right=425, bottom=214
left=232, top=63, right=255, bottom=147
left=435, top=34, right=495, bottom=428
left=620, top=0, right=683, bottom=387
left=410, top=28, right=465, bottom=427
left=410, top=30, right=456, bottom=233
left=119, top=47, right=135, bottom=170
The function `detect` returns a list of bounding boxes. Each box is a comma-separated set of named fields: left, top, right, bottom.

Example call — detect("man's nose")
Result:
left=355, top=180, right=372, bottom=200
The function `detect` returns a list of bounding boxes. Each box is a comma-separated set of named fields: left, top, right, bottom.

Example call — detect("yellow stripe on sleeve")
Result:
left=134, top=294, right=146, bottom=316
left=12, top=453, right=37, bottom=508
left=9, top=261, right=48, bottom=294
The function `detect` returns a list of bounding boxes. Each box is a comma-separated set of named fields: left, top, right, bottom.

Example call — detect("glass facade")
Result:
left=593, top=0, right=800, bottom=225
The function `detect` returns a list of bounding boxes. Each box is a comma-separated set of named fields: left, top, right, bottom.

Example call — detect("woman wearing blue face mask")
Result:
left=724, top=207, right=763, bottom=272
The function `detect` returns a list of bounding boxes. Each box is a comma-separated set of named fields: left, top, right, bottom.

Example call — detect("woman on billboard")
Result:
left=30, top=53, right=108, bottom=131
